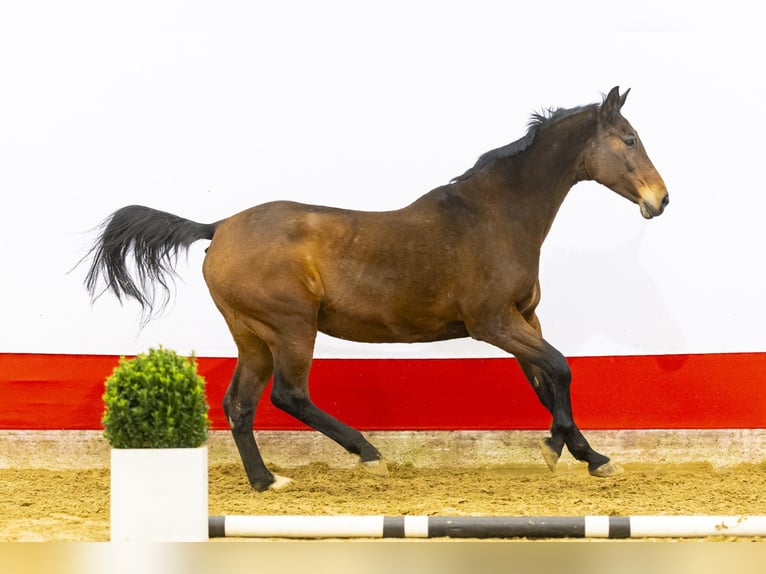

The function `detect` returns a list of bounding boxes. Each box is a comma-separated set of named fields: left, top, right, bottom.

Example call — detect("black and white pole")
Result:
left=208, top=515, right=766, bottom=539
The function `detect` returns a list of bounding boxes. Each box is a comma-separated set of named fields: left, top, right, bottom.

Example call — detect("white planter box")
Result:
left=110, top=446, right=208, bottom=542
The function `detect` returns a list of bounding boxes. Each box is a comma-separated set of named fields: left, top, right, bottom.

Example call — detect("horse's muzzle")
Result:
left=640, top=192, right=669, bottom=219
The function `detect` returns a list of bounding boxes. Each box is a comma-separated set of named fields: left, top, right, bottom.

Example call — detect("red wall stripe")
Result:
left=1, top=352, right=764, bottom=431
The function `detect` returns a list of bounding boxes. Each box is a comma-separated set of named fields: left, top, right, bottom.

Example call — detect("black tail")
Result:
left=83, top=205, right=218, bottom=322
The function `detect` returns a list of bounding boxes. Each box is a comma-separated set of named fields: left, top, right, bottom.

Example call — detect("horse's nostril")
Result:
left=661, top=194, right=670, bottom=208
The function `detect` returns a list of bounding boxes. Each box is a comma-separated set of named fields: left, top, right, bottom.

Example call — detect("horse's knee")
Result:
left=535, top=356, right=571, bottom=400
left=547, top=355, right=571, bottom=387
left=223, top=395, right=256, bottom=434
left=545, top=355, right=576, bottom=429
left=270, top=382, right=308, bottom=416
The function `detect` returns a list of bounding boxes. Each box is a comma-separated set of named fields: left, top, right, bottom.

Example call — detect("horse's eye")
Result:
left=624, top=136, right=636, bottom=148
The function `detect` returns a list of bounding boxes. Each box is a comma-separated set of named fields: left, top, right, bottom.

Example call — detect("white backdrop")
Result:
left=1, top=1, right=764, bottom=358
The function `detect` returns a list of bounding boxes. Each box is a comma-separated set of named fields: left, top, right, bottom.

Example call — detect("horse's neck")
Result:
left=494, top=121, right=594, bottom=241
left=463, top=163, right=575, bottom=245
left=418, top=113, right=594, bottom=244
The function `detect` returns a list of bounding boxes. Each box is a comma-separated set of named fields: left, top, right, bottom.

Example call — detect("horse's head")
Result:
left=584, top=86, right=668, bottom=219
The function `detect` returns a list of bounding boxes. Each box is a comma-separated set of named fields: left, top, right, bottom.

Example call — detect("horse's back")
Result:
left=202, top=198, right=475, bottom=343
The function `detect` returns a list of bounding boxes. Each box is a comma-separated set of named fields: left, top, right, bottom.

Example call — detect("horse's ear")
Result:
left=600, top=86, right=629, bottom=121
left=619, top=87, right=631, bottom=108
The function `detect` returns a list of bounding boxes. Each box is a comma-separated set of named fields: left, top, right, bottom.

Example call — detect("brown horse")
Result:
left=84, top=87, right=668, bottom=491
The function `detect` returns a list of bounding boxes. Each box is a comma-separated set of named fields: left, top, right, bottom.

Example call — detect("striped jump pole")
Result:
left=208, top=515, right=766, bottom=539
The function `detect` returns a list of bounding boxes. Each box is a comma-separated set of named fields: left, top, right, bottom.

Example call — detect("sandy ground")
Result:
left=2, top=460, right=766, bottom=542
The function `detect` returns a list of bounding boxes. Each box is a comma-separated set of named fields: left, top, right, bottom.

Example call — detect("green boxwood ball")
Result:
left=102, top=346, right=210, bottom=448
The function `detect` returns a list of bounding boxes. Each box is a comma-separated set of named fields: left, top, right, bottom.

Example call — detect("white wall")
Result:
left=1, top=1, right=764, bottom=358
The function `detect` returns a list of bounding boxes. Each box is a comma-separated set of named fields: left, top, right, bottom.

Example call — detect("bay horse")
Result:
left=83, top=87, right=668, bottom=491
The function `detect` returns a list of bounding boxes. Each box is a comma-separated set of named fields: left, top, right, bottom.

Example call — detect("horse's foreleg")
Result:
left=521, top=354, right=616, bottom=475
left=517, top=359, right=565, bottom=470
left=224, top=352, right=292, bottom=492
left=515, top=312, right=567, bottom=469
left=471, top=309, right=620, bottom=477
left=542, top=364, right=618, bottom=477
left=269, top=343, right=388, bottom=477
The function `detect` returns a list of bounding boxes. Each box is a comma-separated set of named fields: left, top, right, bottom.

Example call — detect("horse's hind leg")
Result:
left=268, top=333, right=388, bottom=477
left=223, top=337, right=291, bottom=491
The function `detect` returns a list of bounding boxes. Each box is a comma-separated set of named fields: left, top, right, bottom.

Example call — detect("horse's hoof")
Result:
left=589, top=461, right=623, bottom=478
left=268, top=474, right=293, bottom=491
left=359, top=459, right=389, bottom=478
left=539, top=438, right=560, bottom=472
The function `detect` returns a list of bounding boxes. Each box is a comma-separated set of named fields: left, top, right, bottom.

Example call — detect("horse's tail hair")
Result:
left=82, top=205, right=218, bottom=323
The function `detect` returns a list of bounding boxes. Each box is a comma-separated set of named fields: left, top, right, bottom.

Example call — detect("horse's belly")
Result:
left=317, top=310, right=468, bottom=344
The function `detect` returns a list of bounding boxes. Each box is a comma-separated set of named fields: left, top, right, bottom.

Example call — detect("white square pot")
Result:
left=110, top=446, right=208, bottom=542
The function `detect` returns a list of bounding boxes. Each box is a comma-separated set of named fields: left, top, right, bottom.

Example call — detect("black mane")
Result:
left=450, top=103, right=597, bottom=183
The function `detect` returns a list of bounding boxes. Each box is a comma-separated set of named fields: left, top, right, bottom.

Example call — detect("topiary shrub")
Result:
left=102, top=346, right=210, bottom=449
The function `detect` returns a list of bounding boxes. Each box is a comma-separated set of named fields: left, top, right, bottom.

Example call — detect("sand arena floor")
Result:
left=2, top=430, right=766, bottom=542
